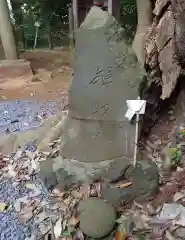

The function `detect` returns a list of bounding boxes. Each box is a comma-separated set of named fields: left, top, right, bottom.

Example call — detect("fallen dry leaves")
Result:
left=1, top=141, right=185, bottom=240
left=116, top=182, right=132, bottom=189
left=1, top=128, right=185, bottom=240
left=0, top=144, right=88, bottom=239
left=0, top=202, right=8, bottom=212
left=152, top=168, right=185, bottom=209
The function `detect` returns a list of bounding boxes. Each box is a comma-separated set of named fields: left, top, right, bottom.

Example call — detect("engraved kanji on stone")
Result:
left=102, top=67, right=113, bottom=86
left=89, top=67, right=113, bottom=86
left=92, top=127, right=103, bottom=142
left=92, top=100, right=111, bottom=119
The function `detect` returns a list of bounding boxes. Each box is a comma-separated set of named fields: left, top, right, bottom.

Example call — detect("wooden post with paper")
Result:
left=125, top=97, right=146, bottom=167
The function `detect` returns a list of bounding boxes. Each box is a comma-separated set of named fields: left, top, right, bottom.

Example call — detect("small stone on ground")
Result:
left=78, top=198, right=116, bottom=238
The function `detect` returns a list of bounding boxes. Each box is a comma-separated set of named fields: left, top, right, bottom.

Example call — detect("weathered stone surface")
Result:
left=174, top=227, right=185, bottom=239
left=60, top=156, right=130, bottom=183
left=101, top=160, right=159, bottom=206
left=39, top=156, right=80, bottom=191
left=69, top=7, right=144, bottom=122
left=102, top=186, right=135, bottom=206
left=60, top=116, right=134, bottom=163
left=78, top=198, right=116, bottom=238
left=39, top=158, right=58, bottom=190
left=59, top=6, right=145, bottom=178
left=56, top=168, right=79, bottom=190
left=39, top=154, right=131, bottom=190
left=38, top=115, right=66, bottom=152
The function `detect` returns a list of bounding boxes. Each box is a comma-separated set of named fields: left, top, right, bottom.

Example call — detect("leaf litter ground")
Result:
left=0, top=132, right=102, bottom=240
left=0, top=145, right=80, bottom=240
left=1, top=82, right=185, bottom=238
left=1, top=138, right=185, bottom=240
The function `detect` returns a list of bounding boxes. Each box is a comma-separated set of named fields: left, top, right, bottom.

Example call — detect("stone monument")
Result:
left=56, top=6, right=146, bottom=183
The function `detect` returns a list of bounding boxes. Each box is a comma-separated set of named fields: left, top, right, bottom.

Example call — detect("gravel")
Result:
left=0, top=98, right=68, bottom=239
left=0, top=179, right=50, bottom=240
left=0, top=98, right=68, bottom=134
left=0, top=171, right=54, bottom=239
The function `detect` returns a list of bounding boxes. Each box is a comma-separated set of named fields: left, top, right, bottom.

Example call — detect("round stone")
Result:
left=175, top=227, right=185, bottom=239
left=78, top=198, right=116, bottom=238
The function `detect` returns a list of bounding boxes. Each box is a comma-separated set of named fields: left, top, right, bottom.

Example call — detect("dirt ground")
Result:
left=0, top=48, right=72, bottom=101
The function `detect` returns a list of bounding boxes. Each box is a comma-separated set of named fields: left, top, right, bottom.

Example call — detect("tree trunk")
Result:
left=112, top=0, right=120, bottom=22
left=68, top=6, right=74, bottom=49
left=72, top=0, right=78, bottom=35
left=10, top=0, right=25, bottom=50
left=132, top=0, right=153, bottom=67
left=0, top=0, right=18, bottom=60
left=48, top=20, right=53, bottom=50
left=144, top=0, right=182, bottom=100
left=33, top=26, right=39, bottom=49
left=172, top=0, right=185, bottom=67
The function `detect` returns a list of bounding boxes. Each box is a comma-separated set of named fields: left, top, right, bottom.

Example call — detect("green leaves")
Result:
left=120, top=0, right=137, bottom=42
left=61, top=226, right=75, bottom=238
left=171, top=146, right=182, bottom=167
left=11, top=0, right=70, bottom=48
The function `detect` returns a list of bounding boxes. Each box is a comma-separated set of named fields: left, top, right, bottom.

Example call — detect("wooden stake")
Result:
left=133, top=97, right=140, bottom=167
left=108, top=0, right=113, bottom=15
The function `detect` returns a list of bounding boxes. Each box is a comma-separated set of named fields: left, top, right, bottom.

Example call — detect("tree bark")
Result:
left=172, top=0, right=185, bottom=67
left=47, top=20, right=53, bottom=49
left=69, top=6, right=74, bottom=49
left=33, top=26, right=39, bottom=49
left=0, top=0, right=18, bottom=60
left=132, top=0, right=153, bottom=67
left=112, top=0, right=120, bottom=22
left=10, top=0, right=25, bottom=50
left=72, top=0, right=78, bottom=35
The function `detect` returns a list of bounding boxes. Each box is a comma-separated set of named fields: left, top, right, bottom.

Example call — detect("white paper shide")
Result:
left=125, top=99, right=146, bottom=121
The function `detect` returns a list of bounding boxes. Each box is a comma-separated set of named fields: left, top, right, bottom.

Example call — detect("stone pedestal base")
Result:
left=0, top=59, right=33, bottom=80
left=54, top=156, right=130, bottom=183
left=39, top=156, right=159, bottom=206
left=39, top=155, right=131, bottom=191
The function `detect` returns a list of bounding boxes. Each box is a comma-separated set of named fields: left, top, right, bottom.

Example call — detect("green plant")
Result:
left=170, top=146, right=182, bottom=167
left=60, top=225, right=75, bottom=238
left=179, top=129, right=185, bottom=136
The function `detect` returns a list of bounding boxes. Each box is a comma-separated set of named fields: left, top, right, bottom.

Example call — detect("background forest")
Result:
left=7, top=0, right=137, bottom=50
